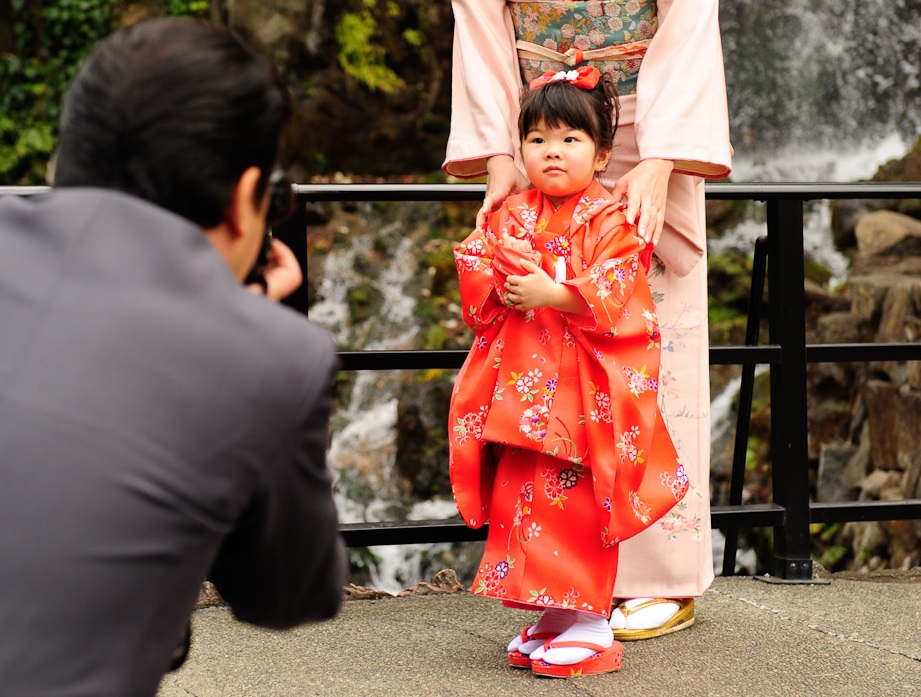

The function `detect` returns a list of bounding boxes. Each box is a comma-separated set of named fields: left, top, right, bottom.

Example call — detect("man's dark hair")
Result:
left=53, top=18, right=291, bottom=228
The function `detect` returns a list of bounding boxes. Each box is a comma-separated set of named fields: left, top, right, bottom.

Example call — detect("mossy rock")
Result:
left=348, top=283, right=385, bottom=324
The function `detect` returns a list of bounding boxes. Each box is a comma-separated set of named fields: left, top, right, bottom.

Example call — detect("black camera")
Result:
left=245, top=167, right=295, bottom=289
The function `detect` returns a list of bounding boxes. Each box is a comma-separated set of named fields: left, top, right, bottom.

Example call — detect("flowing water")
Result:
left=311, top=3, right=921, bottom=592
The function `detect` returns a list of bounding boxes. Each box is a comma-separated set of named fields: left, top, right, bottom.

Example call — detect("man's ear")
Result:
left=205, top=166, right=269, bottom=281
left=226, top=166, right=267, bottom=238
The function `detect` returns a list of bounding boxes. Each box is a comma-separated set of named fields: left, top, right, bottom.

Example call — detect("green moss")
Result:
left=803, top=257, right=833, bottom=286
left=423, top=324, right=450, bottom=351
left=335, top=9, right=405, bottom=94
left=818, top=545, right=848, bottom=570
left=348, top=283, right=384, bottom=323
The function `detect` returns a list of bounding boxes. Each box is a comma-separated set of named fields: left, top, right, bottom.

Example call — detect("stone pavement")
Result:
left=158, top=572, right=920, bottom=697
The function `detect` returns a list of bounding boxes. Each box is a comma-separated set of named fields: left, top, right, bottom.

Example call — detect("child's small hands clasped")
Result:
left=505, top=259, right=558, bottom=311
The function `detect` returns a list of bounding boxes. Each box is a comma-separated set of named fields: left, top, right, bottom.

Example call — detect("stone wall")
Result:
left=817, top=151, right=921, bottom=571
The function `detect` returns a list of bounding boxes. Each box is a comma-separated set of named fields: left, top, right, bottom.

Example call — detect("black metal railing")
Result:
left=5, top=182, right=921, bottom=580
left=277, top=182, right=921, bottom=581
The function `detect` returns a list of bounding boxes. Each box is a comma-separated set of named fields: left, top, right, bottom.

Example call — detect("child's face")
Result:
left=521, top=120, right=610, bottom=207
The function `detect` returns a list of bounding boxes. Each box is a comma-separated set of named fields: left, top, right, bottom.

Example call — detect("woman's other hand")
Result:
left=609, top=159, right=674, bottom=246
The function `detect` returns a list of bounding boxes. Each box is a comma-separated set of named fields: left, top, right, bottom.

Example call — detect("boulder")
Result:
left=854, top=210, right=921, bottom=257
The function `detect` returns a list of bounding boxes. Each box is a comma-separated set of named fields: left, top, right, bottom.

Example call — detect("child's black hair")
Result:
left=519, top=69, right=620, bottom=156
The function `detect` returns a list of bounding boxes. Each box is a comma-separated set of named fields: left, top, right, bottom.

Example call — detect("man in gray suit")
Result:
left=0, top=18, right=346, bottom=696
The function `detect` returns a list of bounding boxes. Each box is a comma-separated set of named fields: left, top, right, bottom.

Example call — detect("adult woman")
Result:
left=443, top=0, right=732, bottom=639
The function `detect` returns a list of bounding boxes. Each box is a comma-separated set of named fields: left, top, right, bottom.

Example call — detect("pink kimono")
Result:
left=443, top=0, right=732, bottom=599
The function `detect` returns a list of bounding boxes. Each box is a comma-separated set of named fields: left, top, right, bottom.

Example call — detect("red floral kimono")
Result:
left=449, top=180, right=687, bottom=616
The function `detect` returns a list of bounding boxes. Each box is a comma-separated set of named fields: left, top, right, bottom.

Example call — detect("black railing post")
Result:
left=722, top=236, right=768, bottom=577
left=766, top=198, right=813, bottom=580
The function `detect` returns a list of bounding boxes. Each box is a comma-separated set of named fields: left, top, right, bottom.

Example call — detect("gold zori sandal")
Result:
left=610, top=598, right=695, bottom=641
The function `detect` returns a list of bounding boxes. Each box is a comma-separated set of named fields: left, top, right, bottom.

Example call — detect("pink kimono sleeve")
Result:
left=635, top=0, right=733, bottom=178
left=442, top=0, right=523, bottom=178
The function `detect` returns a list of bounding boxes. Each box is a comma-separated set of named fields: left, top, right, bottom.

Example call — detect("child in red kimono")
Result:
left=448, top=65, right=688, bottom=677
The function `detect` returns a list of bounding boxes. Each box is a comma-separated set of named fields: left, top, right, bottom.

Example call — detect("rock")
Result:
left=816, top=310, right=866, bottom=345
left=906, top=451, right=921, bottom=501
left=875, top=284, right=915, bottom=343
left=343, top=583, right=394, bottom=601
left=870, top=284, right=919, bottom=381
left=894, top=387, right=921, bottom=471
left=860, top=469, right=900, bottom=498
left=816, top=445, right=860, bottom=502
left=395, top=380, right=453, bottom=499
left=830, top=199, right=874, bottom=252
left=847, top=274, right=892, bottom=323
left=849, top=520, right=888, bottom=557
left=196, top=581, right=225, bottom=609
left=854, top=210, right=921, bottom=257
left=841, top=421, right=871, bottom=488
left=397, top=568, right=465, bottom=596
left=863, top=380, right=900, bottom=470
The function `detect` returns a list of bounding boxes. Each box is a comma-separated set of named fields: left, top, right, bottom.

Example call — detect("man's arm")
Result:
left=209, top=342, right=346, bottom=630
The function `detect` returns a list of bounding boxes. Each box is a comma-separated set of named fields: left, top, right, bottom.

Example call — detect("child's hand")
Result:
left=506, top=260, right=588, bottom=315
left=505, top=259, right=558, bottom=311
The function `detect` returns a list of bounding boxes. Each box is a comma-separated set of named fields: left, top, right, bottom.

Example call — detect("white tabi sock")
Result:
left=610, top=597, right=681, bottom=630
left=507, top=608, right=576, bottom=655
left=534, top=612, right=613, bottom=665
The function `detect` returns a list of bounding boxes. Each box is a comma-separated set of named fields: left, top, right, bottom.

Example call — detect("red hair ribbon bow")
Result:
left=528, top=64, right=600, bottom=91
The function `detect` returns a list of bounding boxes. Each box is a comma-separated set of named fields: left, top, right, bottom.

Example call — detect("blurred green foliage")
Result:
left=0, top=0, right=209, bottom=185
left=335, top=5, right=405, bottom=95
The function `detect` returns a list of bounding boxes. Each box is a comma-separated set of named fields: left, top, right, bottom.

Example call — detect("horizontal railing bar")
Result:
left=705, top=182, right=921, bottom=201
left=810, top=499, right=921, bottom=523
left=710, top=345, right=781, bottom=365
left=337, top=343, right=921, bottom=372
left=711, top=503, right=786, bottom=527
left=340, top=519, right=485, bottom=547
left=0, top=186, right=50, bottom=196
left=338, top=346, right=782, bottom=371
left=4, top=182, right=920, bottom=201
left=338, top=499, right=921, bottom=547
left=339, top=350, right=465, bottom=371
left=806, top=342, right=921, bottom=362
left=338, top=504, right=787, bottom=547
left=288, top=182, right=921, bottom=202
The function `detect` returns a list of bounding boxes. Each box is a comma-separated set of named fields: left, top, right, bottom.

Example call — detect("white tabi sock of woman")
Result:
left=610, top=597, right=681, bottom=630
left=535, top=611, right=613, bottom=665
left=507, top=608, right=576, bottom=655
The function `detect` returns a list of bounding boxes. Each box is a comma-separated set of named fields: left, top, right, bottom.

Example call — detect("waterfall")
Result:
left=721, top=0, right=920, bottom=182
left=719, top=0, right=921, bottom=286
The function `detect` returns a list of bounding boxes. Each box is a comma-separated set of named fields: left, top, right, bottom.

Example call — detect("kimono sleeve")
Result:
left=634, top=0, right=732, bottom=178
left=560, top=210, right=649, bottom=335
left=442, top=0, right=523, bottom=178
left=454, top=223, right=510, bottom=334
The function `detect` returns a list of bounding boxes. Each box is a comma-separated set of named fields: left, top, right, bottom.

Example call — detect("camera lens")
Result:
left=266, top=168, right=294, bottom=226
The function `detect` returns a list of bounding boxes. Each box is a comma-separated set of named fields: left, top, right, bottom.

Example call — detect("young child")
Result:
left=448, top=65, right=688, bottom=677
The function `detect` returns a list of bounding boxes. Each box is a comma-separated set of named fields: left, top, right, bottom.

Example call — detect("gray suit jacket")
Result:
left=0, top=189, right=346, bottom=696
